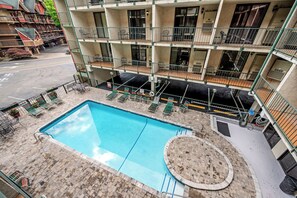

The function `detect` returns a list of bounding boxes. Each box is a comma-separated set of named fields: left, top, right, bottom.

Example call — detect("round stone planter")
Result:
left=164, top=135, right=234, bottom=190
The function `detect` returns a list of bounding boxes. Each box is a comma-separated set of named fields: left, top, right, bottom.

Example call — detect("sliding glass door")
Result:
left=128, top=10, right=146, bottom=40
left=131, top=45, right=146, bottom=66
left=173, top=7, right=199, bottom=41
left=94, top=12, right=108, bottom=38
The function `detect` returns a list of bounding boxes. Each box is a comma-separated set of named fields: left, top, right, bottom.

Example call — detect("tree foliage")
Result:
left=44, top=0, right=60, bottom=27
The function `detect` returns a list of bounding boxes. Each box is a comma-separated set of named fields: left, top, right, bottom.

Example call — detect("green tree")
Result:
left=44, top=0, right=60, bottom=27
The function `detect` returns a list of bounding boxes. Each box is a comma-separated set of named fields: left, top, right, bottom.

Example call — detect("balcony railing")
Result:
left=155, top=63, right=202, bottom=81
left=114, top=57, right=151, bottom=73
left=275, top=28, right=297, bottom=60
left=58, top=12, right=72, bottom=27
left=75, top=27, right=109, bottom=39
left=0, top=15, right=16, bottom=22
left=213, top=27, right=280, bottom=47
left=0, top=39, right=24, bottom=48
left=66, top=0, right=147, bottom=7
left=0, top=29, right=17, bottom=35
left=153, top=27, right=279, bottom=48
left=253, top=76, right=297, bottom=149
left=83, top=55, right=114, bottom=68
left=153, top=27, right=211, bottom=45
left=205, top=69, right=253, bottom=88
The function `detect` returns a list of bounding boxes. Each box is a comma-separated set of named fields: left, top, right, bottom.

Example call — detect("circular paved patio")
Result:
left=164, top=135, right=234, bottom=190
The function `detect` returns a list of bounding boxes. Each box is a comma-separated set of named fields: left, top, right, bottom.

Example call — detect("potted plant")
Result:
left=9, top=109, right=20, bottom=118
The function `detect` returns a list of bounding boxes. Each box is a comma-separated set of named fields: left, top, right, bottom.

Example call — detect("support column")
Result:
left=248, top=100, right=261, bottom=122
left=151, top=79, right=156, bottom=93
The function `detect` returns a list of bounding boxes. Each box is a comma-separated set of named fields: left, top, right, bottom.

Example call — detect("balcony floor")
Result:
left=91, top=61, right=113, bottom=68
left=156, top=70, right=201, bottom=81
left=205, top=76, right=252, bottom=88
left=255, top=88, right=297, bottom=147
left=118, top=65, right=151, bottom=74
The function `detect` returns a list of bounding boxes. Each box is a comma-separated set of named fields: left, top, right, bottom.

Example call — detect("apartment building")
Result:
left=55, top=0, right=297, bottom=191
left=0, top=0, right=65, bottom=54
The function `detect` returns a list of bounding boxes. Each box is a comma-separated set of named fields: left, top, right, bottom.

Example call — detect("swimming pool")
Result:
left=40, top=100, right=190, bottom=196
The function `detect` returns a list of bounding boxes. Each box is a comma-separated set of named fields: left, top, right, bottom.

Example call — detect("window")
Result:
left=263, top=124, right=281, bottom=148
left=279, top=151, right=297, bottom=174
left=131, top=45, right=146, bottom=65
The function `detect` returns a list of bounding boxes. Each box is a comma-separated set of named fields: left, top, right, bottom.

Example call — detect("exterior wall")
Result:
left=207, top=50, right=223, bottom=70
left=278, top=65, right=297, bottom=107
left=272, top=140, right=288, bottom=159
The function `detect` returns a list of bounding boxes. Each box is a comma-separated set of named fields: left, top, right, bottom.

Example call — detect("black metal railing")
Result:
left=0, top=81, right=75, bottom=117
left=275, top=28, right=297, bottom=59
left=205, top=69, right=253, bottom=88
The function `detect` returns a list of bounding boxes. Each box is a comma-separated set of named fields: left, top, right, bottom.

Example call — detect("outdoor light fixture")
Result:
left=201, top=8, right=204, bottom=14
left=110, top=71, right=114, bottom=76
left=146, top=10, right=149, bottom=16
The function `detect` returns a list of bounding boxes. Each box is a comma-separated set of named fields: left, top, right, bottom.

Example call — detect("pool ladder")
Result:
left=175, top=129, right=188, bottom=136
left=160, top=173, right=185, bottom=198
left=33, top=132, right=53, bottom=143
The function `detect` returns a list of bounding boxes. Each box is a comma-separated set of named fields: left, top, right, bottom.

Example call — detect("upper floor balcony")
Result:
left=0, top=16, right=17, bottom=23
left=66, top=0, right=150, bottom=8
left=76, top=27, right=152, bottom=44
left=253, top=76, right=297, bottom=150
left=153, top=27, right=279, bottom=51
left=204, top=69, right=253, bottom=89
left=155, top=63, right=202, bottom=81
left=0, top=39, right=24, bottom=48
left=274, top=28, right=297, bottom=62
left=0, top=29, right=18, bottom=36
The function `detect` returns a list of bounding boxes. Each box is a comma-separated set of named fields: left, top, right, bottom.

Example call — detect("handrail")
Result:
left=254, top=76, right=297, bottom=148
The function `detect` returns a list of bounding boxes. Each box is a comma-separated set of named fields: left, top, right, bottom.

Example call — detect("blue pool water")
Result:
left=40, top=100, right=190, bottom=196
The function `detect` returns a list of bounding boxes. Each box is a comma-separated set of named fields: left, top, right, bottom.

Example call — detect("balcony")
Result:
left=0, top=16, right=16, bottom=23
left=0, top=29, right=18, bottom=36
left=154, top=27, right=211, bottom=46
left=213, top=27, right=279, bottom=50
left=66, top=0, right=148, bottom=8
left=83, top=55, right=114, bottom=69
left=76, top=27, right=109, bottom=40
left=0, top=39, right=24, bottom=48
left=274, top=28, right=297, bottom=61
left=153, top=27, right=279, bottom=50
left=155, top=63, right=202, bottom=81
left=204, top=69, right=253, bottom=89
left=114, top=58, right=151, bottom=74
left=76, top=27, right=152, bottom=43
left=253, top=76, right=297, bottom=149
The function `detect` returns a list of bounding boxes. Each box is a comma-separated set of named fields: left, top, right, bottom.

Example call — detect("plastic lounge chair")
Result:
left=163, top=97, right=174, bottom=116
left=180, top=100, right=190, bottom=113
left=36, top=96, right=55, bottom=110
left=106, top=90, right=118, bottom=101
left=9, top=170, right=31, bottom=189
left=148, top=96, right=160, bottom=113
left=22, top=102, right=43, bottom=117
left=118, top=88, right=130, bottom=103
left=47, top=92, right=63, bottom=105
left=130, top=89, right=137, bottom=101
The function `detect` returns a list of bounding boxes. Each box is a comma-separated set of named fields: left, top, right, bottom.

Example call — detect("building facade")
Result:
left=55, top=0, right=297, bottom=191
left=0, top=0, right=65, bottom=55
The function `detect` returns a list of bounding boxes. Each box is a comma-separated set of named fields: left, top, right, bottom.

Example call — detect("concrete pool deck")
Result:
left=0, top=87, right=268, bottom=197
